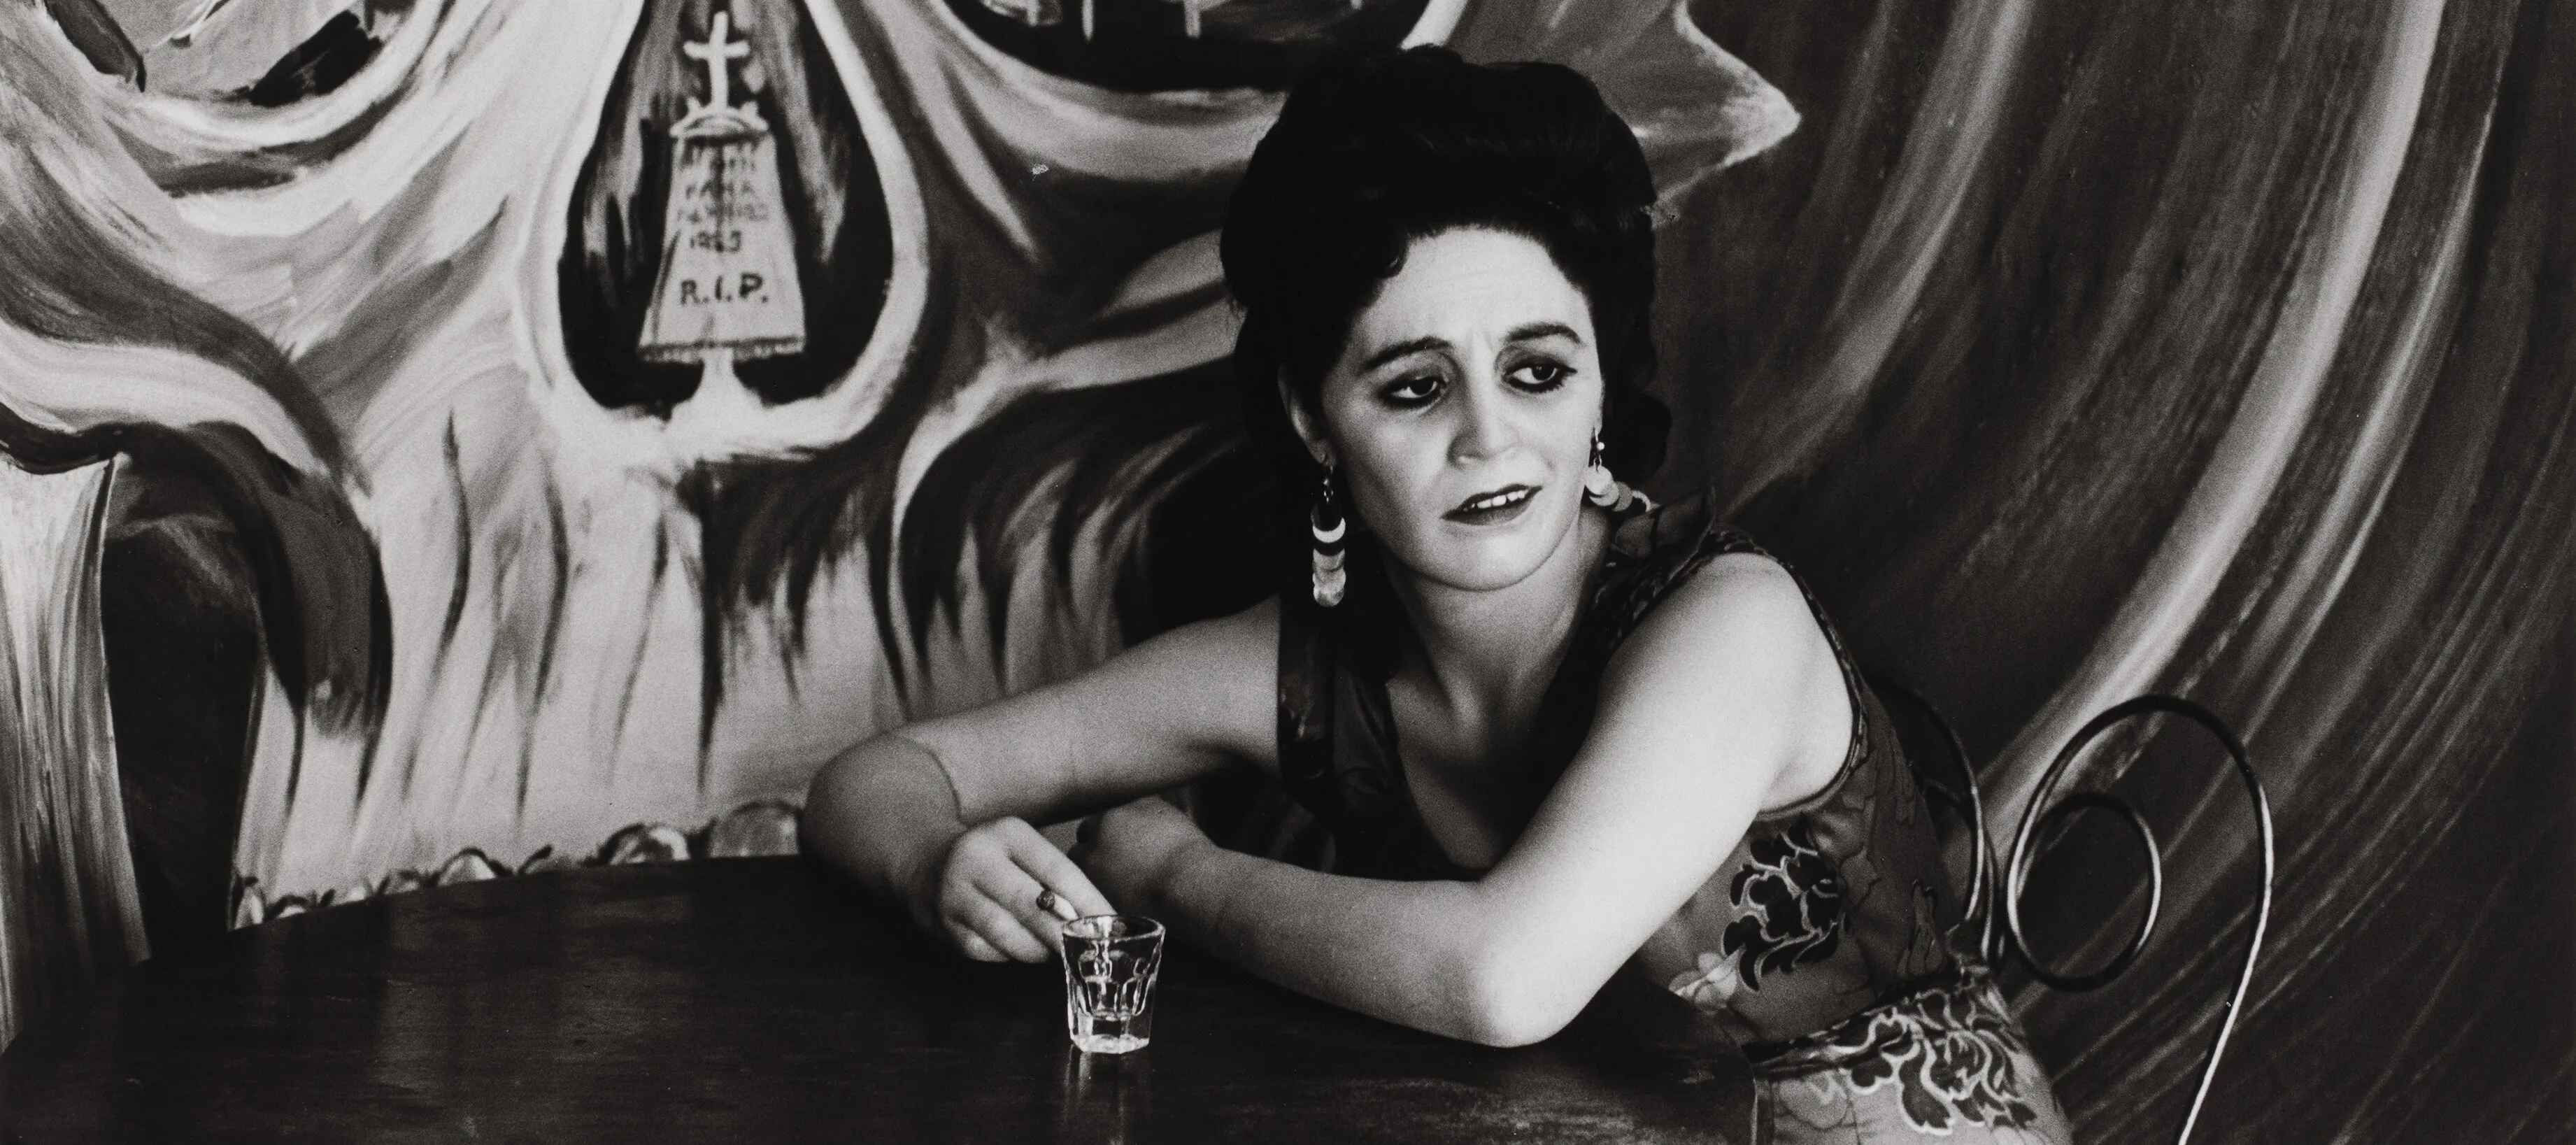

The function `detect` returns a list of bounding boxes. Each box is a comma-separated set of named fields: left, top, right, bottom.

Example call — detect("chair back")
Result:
left=1866, top=676, right=2274, bottom=1145
left=0, top=453, right=148, bottom=1048
left=1865, top=671, right=1995, bottom=953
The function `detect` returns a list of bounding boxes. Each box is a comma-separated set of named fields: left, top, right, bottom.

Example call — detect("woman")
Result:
left=805, top=47, right=2071, bottom=1144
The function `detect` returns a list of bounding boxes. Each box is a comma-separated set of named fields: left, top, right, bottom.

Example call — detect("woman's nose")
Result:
left=1448, top=374, right=1518, bottom=464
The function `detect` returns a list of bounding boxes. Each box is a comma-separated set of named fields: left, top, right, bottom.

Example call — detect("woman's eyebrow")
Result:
left=1358, top=335, right=1448, bottom=372
left=1505, top=320, right=1584, bottom=345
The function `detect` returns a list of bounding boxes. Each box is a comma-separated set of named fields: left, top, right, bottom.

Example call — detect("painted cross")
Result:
left=683, top=10, right=752, bottom=118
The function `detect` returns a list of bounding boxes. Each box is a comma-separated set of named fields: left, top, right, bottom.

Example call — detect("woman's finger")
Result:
left=963, top=853, right=1062, bottom=947
left=947, top=893, right=1053, bottom=963
left=992, top=818, right=1118, bottom=919
left=947, top=920, right=1009, bottom=963
left=940, top=820, right=1057, bottom=954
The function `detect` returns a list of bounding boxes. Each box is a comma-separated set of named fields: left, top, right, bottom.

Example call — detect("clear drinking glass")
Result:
left=1060, top=916, right=1165, bottom=1054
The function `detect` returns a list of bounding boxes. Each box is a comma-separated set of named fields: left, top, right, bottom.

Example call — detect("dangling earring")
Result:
left=1584, top=431, right=1653, bottom=514
left=1310, top=467, right=1348, bottom=609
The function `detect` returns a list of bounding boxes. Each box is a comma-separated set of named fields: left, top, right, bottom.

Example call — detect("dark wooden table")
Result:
left=0, top=857, right=1756, bottom=1142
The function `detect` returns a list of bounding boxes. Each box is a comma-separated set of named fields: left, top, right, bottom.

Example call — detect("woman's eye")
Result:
left=1510, top=362, right=1570, bottom=391
left=1380, top=376, right=1443, bottom=406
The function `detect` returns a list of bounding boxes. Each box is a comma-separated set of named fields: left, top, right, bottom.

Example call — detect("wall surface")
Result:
left=0, top=1, right=2567, bottom=1140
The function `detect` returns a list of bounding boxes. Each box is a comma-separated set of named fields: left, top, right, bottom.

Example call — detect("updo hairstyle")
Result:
left=1221, top=46, right=1672, bottom=504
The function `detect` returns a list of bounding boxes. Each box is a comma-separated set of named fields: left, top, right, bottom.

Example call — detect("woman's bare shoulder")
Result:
left=899, top=595, right=1283, bottom=816
left=1595, top=551, right=1851, bottom=805
left=1121, top=595, right=1277, bottom=688
left=1166, top=594, right=1281, bottom=650
left=1071, top=595, right=1281, bottom=766
left=1620, top=550, right=1815, bottom=656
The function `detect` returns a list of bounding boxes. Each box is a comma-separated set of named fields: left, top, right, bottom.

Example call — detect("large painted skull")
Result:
left=0, top=0, right=1791, bottom=913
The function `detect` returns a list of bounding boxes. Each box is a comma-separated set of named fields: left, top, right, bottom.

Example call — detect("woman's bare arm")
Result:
left=803, top=599, right=1278, bottom=959
left=1081, top=555, right=1851, bottom=1045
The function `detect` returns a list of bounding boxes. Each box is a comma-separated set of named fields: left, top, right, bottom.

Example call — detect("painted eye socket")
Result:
left=562, top=2, right=890, bottom=416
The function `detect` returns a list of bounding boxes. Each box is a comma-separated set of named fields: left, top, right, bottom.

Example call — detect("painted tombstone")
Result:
left=639, top=10, right=809, bottom=435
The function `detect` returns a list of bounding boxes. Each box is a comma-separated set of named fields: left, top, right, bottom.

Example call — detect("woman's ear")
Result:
left=1277, top=368, right=1333, bottom=469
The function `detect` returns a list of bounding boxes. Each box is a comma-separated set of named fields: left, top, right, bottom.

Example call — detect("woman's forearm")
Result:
left=1151, top=842, right=1565, bottom=1046
left=803, top=734, right=969, bottom=920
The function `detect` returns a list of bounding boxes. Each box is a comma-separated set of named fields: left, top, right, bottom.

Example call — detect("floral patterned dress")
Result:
left=1260, top=496, right=2072, bottom=1145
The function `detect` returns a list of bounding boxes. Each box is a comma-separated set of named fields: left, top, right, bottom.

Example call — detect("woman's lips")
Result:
left=1444, top=484, right=1537, bottom=526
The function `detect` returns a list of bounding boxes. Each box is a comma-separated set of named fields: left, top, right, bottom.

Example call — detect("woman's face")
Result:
left=1293, top=227, right=1605, bottom=595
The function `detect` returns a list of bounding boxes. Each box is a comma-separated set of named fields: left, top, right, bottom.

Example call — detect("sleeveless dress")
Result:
left=1260, top=495, right=2074, bottom=1145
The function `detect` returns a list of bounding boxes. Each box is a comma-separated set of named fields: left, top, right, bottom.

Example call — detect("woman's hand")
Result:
left=923, top=817, right=1116, bottom=963
left=1069, top=796, right=1213, bottom=916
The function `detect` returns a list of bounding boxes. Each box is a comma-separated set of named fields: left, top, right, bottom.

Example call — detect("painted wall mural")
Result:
left=0, top=0, right=2567, bottom=1141
left=3, top=0, right=1799, bottom=923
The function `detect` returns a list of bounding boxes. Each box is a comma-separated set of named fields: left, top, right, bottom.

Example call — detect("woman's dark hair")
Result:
left=1222, top=47, right=1672, bottom=502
